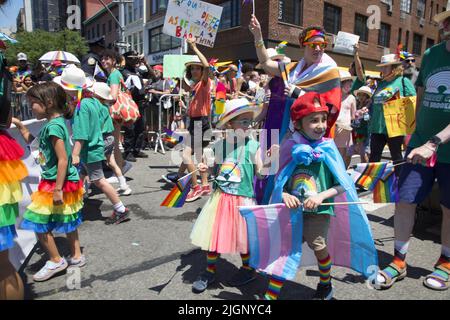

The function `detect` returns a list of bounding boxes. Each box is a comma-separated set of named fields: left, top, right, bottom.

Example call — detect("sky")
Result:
left=0, top=0, right=23, bottom=31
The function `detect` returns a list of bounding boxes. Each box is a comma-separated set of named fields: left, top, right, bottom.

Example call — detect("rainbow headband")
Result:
left=303, top=29, right=326, bottom=44
left=61, top=80, right=87, bottom=110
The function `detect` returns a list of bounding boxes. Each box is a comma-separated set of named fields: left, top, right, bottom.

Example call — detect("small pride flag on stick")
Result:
left=160, top=173, right=192, bottom=208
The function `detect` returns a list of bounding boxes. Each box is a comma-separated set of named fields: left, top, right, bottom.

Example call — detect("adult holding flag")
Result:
left=376, top=10, right=450, bottom=292
left=249, top=15, right=341, bottom=205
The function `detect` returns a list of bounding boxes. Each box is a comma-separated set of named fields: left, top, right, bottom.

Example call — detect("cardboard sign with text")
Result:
left=162, top=0, right=223, bottom=48
left=383, top=96, right=417, bottom=137
left=333, top=32, right=360, bottom=55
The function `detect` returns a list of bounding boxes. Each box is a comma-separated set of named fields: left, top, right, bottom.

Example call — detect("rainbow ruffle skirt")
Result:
left=0, top=131, right=28, bottom=251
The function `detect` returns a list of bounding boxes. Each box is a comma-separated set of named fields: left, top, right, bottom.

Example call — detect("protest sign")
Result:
left=333, top=32, right=360, bottom=55
left=383, top=96, right=417, bottom=137
left=163, top=54, right=197, bottom=79
left=162, top=0, right=223, bottom=48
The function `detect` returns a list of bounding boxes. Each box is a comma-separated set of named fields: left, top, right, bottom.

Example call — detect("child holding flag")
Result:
left=190, top=98, right=277, bottom=293
left=17, top=82, right=85, bottom=281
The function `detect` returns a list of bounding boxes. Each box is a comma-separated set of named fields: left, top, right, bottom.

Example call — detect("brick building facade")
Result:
left=83, top=1, right=120, bottom=49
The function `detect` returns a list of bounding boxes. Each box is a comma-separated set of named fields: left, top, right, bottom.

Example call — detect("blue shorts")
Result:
left=398, top=148, right=450, bottom=209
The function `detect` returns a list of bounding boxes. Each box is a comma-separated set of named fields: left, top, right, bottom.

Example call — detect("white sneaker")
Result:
left=68, top=255, right=86, bottom=268
left=117, top=185, right=132, bottom=196
left=33, top=258, right=68, bottom=282
left=106, top=176, right=119, bottom=184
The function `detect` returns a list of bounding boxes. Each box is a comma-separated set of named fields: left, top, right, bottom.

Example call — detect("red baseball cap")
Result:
left=153, top=65, right=163, bottom=72
left=290, top=91, right=329, bottom=123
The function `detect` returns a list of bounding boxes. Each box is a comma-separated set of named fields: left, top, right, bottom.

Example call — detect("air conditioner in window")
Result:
left=419, top=17, right=425, bottom=27
left=387, top=4, right=393, bottom=15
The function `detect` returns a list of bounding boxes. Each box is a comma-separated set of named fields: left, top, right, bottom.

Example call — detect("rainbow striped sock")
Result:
left=206, top=252, right=219, bottom=274
left=240, top=253, right=252, bottom=270
left=318, top=255, right=332, bottom=285
left=264, top=275, right=284, bottom=300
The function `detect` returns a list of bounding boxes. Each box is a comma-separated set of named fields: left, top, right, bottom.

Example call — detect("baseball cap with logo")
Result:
left=17, top=53, right=27, bottom=61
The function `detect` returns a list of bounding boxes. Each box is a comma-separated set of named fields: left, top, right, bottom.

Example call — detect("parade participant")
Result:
left=17, top=82, right=85, bottom=281
left=54, top=65, right=130, bottom=225
left=335, top=70, right=356, bottom=168
left=376, top=10, right=450, bottom=291
left=400, top=51, right=419, bottom=85
left=259, top=91, right=376, bottom=300
left=190, top=98, right=274, bottom=293
left=249, top=15, right=341, bottom=205
left=88, top=82, right=132, bottom=196
left=81, top=37, right=107, bottom=82
left=368, top=54, right=416, bottom=170
left=349, top=43, right=366, bottom=95
left=351, top=86, right=373, bottom=163
left=183, top=38, right=213, bottom=203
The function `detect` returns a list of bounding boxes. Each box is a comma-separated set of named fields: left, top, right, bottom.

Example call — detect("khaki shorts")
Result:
left=303, top=214, right=330, bottom=252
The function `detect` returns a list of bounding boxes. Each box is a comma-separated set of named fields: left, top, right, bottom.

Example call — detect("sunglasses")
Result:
left=303, top=41, right=328, bottom=49
left=406, top=59, right=415, bottom=63
left=231, top=118, right=252, bottom=126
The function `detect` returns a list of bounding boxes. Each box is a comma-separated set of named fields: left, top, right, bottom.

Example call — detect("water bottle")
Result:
left=363, top=113, right=370, bottom=121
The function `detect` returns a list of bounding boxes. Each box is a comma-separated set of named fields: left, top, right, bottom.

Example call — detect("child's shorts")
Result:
left=80, top=161, right=105, bottom=182
left=103, top=133, right=115, bottom=157
left=303, top=214, right=330, bottom=252
left=398, top=148, right=450, bottom=209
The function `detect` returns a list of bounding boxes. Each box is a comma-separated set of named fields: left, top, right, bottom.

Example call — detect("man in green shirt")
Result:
left=376, top=10, right=450, bottom=292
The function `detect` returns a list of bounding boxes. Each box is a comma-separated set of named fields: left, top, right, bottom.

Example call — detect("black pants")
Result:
left=369, top=133, right=404, bottom=176
left=123, top=102, right=145, bottom=155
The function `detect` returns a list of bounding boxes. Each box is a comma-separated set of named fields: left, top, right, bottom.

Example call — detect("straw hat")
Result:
left=339, top=69, right=353, bottom=82
left=88, top=82, right=113, bottom=101
left=216, top=98, right=262, bottom=129
left=433, top=9, right=450, bottom=23
left=256, top=48, right=291, bottom=69
left=185, top=56, right=203, bottom=68
left=376, top=54, right=402, bottom=67
left=353, top=86, right=373, bottom=98
left=53, top=64, right=90, bottom=91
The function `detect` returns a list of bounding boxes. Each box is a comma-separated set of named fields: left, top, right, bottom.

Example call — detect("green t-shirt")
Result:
left=96, top=98, right=114, bottom=134
left=409, top=42, right=450, bottom=164
left=369, top=76, right=416, bottom=135
left=72, top=98, right=105, bottom=164
left=351, top=76, right=366, bottom=96
left=38, top=117, right=79, bottom=182
left=285, top=161, right=338, bottom=216
left=213, top=138, right=259, bottom=198
left=107, top=69, right=123, bottom=86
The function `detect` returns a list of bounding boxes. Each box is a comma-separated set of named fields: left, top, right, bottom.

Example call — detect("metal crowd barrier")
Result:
left=11, top=92, right=33, bottom=121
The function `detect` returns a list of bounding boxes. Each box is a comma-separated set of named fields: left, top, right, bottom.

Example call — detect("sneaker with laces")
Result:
left=185, top=185, right=202, bottom=202
left=201, top=185, right=212, bottom=196
left=312, top=283, right=334, bottom=300
left=162, top=172, right=180, bottom=185
left=192, top=271, right=216, bottom=293
left=33, top=258, right=68, bottom=282
left=68, top=255, right=86, bottom=268
left=117, top=185, right=132, bottom=196
left=227, top=267, right=256, bottom=287
left=105, top=208, right=130, bottom=225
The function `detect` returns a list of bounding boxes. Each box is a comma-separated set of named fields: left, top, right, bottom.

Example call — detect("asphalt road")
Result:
left=21, top=148, right=449, bottom=300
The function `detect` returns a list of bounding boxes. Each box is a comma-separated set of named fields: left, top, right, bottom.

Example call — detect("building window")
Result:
left=400, top=0, right=412, bottom=13
left=398, top=27, right=402, bottom=45
left=97, top=24, right=100, bottom=37
left=426, top=38, right=434, bottom=49
left=139, top=31, right=144, bottom=54
left=378, top=22, right=391, bottom=47
left=413, top=33, right=423, bottom=55
left=278, top=0, right=302, bottom=26
left=417, top=0, right=426, bottom=18
left=86, top=29, right=90, bottom=40
left=354, top=14, right=368, bottom=42
left=127, top=3, right=133, bottom=24
left=151, top=0, right=168, bottom=14
left=108, top=20, right=112, bottom=33
left=102, top=23, right=106, bottom=35
left=430, top=1, right=434, bottom=21
left=405, top=30, right=409, bottom=51
left=128, top=35, right=132, bottom=49
left=219, top=0, right=241, bottom=30
left=148, top=26, right=181, bottom=54
left=323, top=2, right=342, bottom=35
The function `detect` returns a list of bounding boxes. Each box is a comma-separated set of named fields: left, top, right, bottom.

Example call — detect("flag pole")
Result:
left=315, top=201, right=368, bottom=206
left=252, top=0, right=255, bottom=15
left=177, top=169, right=200, bottom=181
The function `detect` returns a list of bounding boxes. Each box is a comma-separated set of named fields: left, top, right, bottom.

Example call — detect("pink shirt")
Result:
left=188, top=78, right=212, bottom=118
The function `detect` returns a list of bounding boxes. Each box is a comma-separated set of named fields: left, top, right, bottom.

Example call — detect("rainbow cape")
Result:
left=242, top=132, right=378, bottom=280
left=160, top=173, right=191, bottom=208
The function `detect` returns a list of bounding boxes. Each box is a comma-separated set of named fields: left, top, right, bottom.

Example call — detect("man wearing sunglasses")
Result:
left=401, top=51, right=419, bottom=85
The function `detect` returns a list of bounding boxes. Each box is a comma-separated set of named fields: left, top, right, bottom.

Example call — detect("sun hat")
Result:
left=290, top=92, right=329, bottom=123
left=339, top=69, right=353, bottom=82
left=353, top=86, right=373, bottom=98
left=433, top=9, right=450, bottom=24
left=256, top=48, right=292, bottom=69
left=185, top=56, right=203, bottom=68
left=216, top=98, right=262, bottom=129
left=88, top=82, right=113, bottom=101
left=376, top=54, right=402, bottom=67
left=53, top=64, right=90, bottom=92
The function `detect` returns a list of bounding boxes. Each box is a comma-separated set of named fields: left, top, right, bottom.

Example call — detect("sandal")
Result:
left=375, top=262, right=407, bottom=290
left=423, top=263, right=450, bottom=291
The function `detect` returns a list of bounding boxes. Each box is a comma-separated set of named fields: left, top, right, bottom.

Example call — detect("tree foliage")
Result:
left=5, top=29, right=88, bottom=66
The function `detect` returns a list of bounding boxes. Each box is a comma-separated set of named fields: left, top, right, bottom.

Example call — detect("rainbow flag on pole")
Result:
left=373, top=166, right=399, bottom=203
left=353, top=162, right=389, bottom=191
left=160, top=174, right=191, bottom=208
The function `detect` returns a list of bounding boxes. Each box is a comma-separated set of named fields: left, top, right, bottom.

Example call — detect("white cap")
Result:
left=88, top=82, right=113, bottom=101
left=17, top=52, right=27, bottom=61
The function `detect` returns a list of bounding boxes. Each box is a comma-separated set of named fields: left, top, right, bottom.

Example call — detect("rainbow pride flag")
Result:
left=373, top=166, right=399, bottom=203
left=163, top=129, right=182, bottom=145
left=353, top=162, right=389, bottom=191
left=160, top=174, right=191, bottom=208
